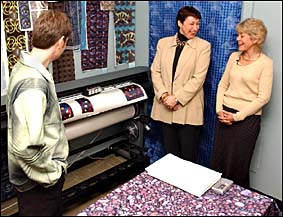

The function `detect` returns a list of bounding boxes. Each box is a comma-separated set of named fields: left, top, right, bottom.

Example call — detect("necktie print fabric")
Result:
left=120, top=84, right=144, bottom=101
left=75, top=98, right=94, bottom=113
left=114, top=1, right=136, bottom=65
left=60, top=103, right=74, bottom=121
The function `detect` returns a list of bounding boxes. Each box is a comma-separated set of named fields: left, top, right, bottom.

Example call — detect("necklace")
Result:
left=241, top=53, right=261, bottom=61
left=176, top=36, right=187, bottom=47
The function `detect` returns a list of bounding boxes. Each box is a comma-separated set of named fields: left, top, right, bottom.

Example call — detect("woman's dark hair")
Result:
left=176, top=6, right=201, bottom=29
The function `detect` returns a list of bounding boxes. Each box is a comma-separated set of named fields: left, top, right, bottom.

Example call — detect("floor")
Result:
left=1, top=154, right=127, bottom=216
left=63, top=187, right=115, bottom=216
left=63, top=153, right=126, bottom=216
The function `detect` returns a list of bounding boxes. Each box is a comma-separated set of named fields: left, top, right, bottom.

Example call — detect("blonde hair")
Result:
left=236, top=18, right=267, bottom=51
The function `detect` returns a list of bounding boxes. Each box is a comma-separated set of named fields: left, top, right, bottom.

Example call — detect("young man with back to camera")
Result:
left=6, top=10, right=72, bottom=216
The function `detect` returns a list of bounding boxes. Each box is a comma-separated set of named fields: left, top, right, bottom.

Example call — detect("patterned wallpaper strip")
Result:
left=18, top=1, right=48, bottom=32
left=81, top=1, right=109, bottom=70
left=18, top=1, right=32, bottom=31
left=48, top=1, right=75, bottom=84
left=114, top=1, right=136, bottom=65
left=2, top=1, right=26, bottom=74
left=51, top=50, right=75, bottom=83
left=1, top=3, right=9, bottom=96
left=64, top=1, right=81, bottom=50
left=24, top=1, right=48, bottom=52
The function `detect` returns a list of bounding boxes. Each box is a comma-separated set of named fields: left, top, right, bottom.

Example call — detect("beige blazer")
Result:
left=150, top=34, right=211, bottom=125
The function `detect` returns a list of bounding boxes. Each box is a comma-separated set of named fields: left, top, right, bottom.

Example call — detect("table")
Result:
left=77, top=171, right=281, bottom=216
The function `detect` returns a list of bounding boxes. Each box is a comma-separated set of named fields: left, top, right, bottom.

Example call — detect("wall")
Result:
left=242, top=1, right=282, bottom=201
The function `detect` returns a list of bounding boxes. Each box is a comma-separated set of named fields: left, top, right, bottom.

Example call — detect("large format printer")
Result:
left=1, top=66, right=152, bottom=214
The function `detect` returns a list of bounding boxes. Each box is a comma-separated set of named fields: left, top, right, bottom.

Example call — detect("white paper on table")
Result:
left=145, top=153, right=222, bottom=197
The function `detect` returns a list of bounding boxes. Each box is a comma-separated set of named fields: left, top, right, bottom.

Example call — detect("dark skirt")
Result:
left=210, top=105, right=261, bottom=188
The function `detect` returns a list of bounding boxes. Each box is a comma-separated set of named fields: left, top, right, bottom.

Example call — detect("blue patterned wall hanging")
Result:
left=146, top=1, right=242, bottom=166
left=114, top=1, right=136, bottom=65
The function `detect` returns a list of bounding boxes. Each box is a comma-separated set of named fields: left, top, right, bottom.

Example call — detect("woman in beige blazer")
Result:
left=150, top=6, right=211, bottom=163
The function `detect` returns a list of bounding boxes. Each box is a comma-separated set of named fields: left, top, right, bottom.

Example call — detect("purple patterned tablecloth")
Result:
left=77, top=171, right=281, bottom=216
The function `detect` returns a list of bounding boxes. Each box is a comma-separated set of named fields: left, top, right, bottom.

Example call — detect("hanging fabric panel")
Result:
left=48, top=1, right=75, bottom=83
left=24, top=1, right=48, bottom=52
left=2, top=1, right=27, bottom=73
left=81, top=1, right=109, bottom=71
left=18, top=1, right=32, bottom=31
left=1, top=3, right=9, bottom=96
left=64, top=1, right=81, bottom=50
left=114, top=1, right=136, bottom=65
